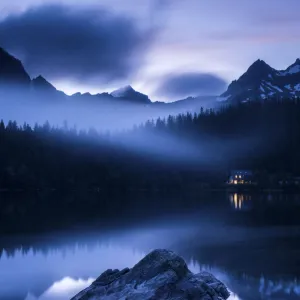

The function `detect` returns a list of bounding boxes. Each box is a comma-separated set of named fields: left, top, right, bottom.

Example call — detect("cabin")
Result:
left=228, top=170, right=253, bottom=185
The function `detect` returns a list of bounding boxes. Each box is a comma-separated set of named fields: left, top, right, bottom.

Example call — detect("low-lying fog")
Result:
left=0, top=88, right=217, bottom=131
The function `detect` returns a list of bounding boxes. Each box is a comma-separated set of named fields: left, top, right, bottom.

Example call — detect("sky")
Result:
left=1, top=0, right=300, bottom=101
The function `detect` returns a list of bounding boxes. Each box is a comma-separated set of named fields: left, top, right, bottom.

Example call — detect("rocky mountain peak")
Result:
left=111, top=85, right=151, bottom=104
left=282, top=59, right=300, bottom=75
left=220, top=58, right=300, bottom=103
left=111, top=85, right=134, bottom=97
left=31, top=75, right=57, bottom=92
left=0, top=47, right=31, bottom=86
left=246, top=59, right=274, bottom=76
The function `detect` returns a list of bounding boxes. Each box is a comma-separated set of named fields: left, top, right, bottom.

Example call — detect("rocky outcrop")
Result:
left=71, top=249, right=230, bottom=300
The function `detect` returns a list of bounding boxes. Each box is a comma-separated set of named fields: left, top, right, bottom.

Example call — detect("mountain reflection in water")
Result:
left=0, top=192, right=299, bottom=300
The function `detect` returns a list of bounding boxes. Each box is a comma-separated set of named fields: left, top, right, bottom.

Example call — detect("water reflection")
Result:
left=25, top=277, right=94, bottom=300
left=229, top=192, right=300, bottom=212
left=0, top=225, right=299, bottom=300
left=0, top=243, right=146, bottom=300
left=23, top=269, right=243, bottom=300
left=1, top=192, right=300, bottom=300
left=229, top=193, right=252, bottom=211
left=228, top=192, right=300, bottom=227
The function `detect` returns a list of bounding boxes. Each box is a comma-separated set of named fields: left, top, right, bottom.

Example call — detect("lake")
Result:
left=0, top=192, right=300, bottom=300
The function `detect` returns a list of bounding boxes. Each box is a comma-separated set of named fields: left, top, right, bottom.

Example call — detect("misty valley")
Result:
left=1, top=8, right=300, bottom=300
left=1, top=99, right=300, bottom=300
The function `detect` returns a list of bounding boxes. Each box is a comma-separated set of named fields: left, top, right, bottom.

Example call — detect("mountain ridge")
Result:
left=0, top=47, right=152, bottom=104
left=2, top=46, right=300, bottom=107
left=110, top=85, right=151, bottom=104
left=0, top=47, right=31, bottom=87
left=220, top=58, right=300, bottom=103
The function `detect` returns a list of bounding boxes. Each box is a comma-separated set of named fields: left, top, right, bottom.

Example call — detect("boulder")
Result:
left=71, top=249, right=230, bottom=300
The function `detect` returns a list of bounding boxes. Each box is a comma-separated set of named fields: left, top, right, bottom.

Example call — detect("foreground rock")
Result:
left=71, top=249, right=230, bottom=300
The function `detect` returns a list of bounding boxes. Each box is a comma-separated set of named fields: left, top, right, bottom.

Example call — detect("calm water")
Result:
left=0, top=192, right=300, bottom=300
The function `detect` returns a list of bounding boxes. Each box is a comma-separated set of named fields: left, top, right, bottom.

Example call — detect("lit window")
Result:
left=235, top=175, right=238, bottom=179
left=234, top=180, right=238, bottom=185
left=239, top=175, right=242, bottom=179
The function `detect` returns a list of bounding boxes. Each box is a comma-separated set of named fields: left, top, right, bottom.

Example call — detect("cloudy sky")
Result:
left=1, top=0, right=300, bottom=101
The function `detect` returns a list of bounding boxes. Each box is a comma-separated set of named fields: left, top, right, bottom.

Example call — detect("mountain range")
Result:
left=220, top=58, right=300, bottom=103
left=1, top=46, right=300, bottom=107
left=0, top=47, right=155, bottom=105
left=0, top=47, right=219, bottom=130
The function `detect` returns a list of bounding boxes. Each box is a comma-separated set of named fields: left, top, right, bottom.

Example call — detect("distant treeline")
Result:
left=1, top=98, right=300, bottom=232
left=0, top=98, right=300, bottom=191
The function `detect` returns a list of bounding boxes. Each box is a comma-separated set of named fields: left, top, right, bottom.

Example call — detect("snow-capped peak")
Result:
left=111, top=85, right=134, bottom=98
left=287, top=65, right=300, bottom=75
left=280, top=59, right=300, bottom=76
left=220, top=58, right=300, bottom=103
left=110, top=85, right=151, bottom=104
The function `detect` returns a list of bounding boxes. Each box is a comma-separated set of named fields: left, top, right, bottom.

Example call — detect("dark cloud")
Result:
left=0, top=4, right=154, bottom=83
left=156, top=72, right=227, bottom=99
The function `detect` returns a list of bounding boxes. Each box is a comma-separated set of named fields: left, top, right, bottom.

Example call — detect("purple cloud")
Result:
left=156, top=72, right=227, bottom=99
left=0, top=4, right=154, bottom=84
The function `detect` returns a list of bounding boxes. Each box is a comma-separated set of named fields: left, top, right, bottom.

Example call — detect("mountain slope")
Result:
left=0, top=47, right=31, bottom=87
left=0, top=46, right=217, bottom=110
left=31, top=75, right=67, bottom=101
left=111, top=85, right=151, bottom=104
left=220, top=59, right=300, bottom=103
left=32, top=75, right=57, bottom=92
left=0, top=47, right=152, bottom=105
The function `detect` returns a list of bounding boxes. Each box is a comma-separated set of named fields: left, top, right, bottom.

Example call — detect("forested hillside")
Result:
left=1, top=98, right=300, bottom=232
left=0, top=98, right=300, bottom=190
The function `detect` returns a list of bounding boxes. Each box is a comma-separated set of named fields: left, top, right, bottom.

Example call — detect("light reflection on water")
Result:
left=18, top=248, right=241, bottom=300
left=25, top=277, right=95, bottom=300
left=0, top=230, right=299, bottom=300
left=24, top=274, right=241, bottom=300
left=1, top=193, right=300, bottom=300
left=229, top=193, right=252, bottom=211
left=229, top=192, right=300, bottom=212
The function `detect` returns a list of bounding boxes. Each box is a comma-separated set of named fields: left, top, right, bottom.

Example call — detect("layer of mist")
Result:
left=0, top=84, right=218, bottom=131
